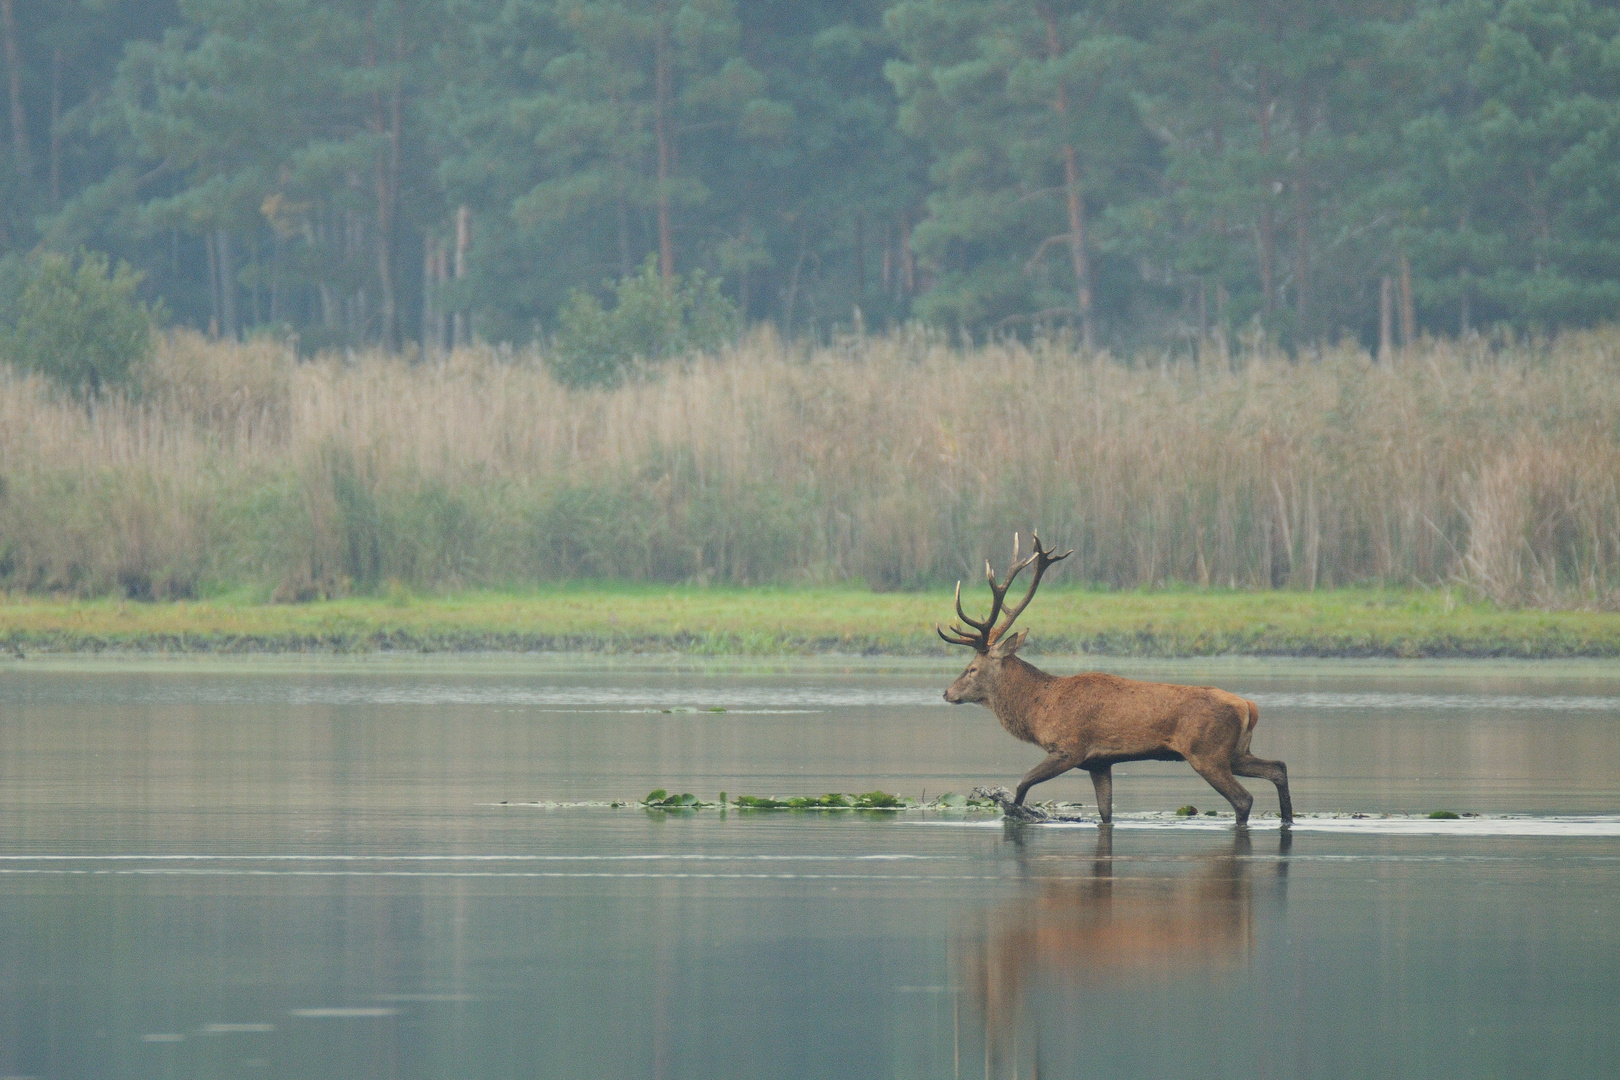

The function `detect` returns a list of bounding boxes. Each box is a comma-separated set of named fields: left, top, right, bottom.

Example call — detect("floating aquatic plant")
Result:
left=730, top=790, right=909, bottom=810
left=792, top=794, right=852, bottom=808
left=643, top=789, right=703, bottom=808
left=733, top=795, right=792, bottom=808
left=1428, top=810, right=1461, bottom=819
left=1175, top=805, right=1199, bottom=816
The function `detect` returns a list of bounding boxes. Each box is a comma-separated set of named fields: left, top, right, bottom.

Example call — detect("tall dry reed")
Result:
left=2, top=326, right=1617, bottom=605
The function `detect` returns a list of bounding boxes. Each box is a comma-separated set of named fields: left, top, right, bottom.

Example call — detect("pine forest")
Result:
left=3, top=0, right=1619, bottom=351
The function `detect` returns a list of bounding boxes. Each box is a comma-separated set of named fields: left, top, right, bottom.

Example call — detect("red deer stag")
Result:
left=939, top=533, right=1293, bottom=825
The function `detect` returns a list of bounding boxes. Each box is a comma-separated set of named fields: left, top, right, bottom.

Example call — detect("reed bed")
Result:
left=1, top=327, right=1617, bottom=606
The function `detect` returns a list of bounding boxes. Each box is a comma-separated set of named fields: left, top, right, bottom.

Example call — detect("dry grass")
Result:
left=1, top=326, right=1617, bottom=606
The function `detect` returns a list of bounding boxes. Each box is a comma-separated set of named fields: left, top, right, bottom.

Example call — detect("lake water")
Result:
left=1, top=655, right=1617, bottom=1079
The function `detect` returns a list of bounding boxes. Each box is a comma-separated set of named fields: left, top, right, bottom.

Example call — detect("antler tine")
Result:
left=954, top=577, right=1000, bottom=635
left=979, top=534, right=1040, bottom=640
left=940, top=580, right=991, bottom=648
left=992, top=530, right=1074, bottom=639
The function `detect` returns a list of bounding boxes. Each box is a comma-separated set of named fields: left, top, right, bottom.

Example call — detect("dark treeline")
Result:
left=5, top=0, right=1620, bottom=351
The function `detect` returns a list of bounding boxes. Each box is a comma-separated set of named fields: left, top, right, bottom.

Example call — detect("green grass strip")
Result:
left=1, top=584, right=1617, bottom=658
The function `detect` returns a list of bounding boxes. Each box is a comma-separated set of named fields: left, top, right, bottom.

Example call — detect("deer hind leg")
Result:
left=1234, top=754, right=1293, bottom=824
left=1089, top=767, right=1113, bottom=824
left=1186, top=756, right=1254, bottom=824
left=1014, top=751, right=1077, bottom=806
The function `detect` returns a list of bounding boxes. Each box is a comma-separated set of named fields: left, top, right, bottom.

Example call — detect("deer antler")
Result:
left=937, top=532, right=1072, bottom=652
left=990, top=531, right=1072, bottom=642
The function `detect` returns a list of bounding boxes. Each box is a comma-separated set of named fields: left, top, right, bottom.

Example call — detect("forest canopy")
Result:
left=4, top=0, right=1620, bottom=352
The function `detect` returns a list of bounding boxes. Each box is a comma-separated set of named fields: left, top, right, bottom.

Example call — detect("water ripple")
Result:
left=1249, top=691, right=1620, bottom=711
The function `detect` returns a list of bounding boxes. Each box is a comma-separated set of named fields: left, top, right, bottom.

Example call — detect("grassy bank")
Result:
left=2, top=327, right=1619, bottom=607
left=3, top=586, right=1617, bottom=658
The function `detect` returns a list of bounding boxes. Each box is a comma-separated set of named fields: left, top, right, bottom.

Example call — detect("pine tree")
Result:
left=887, top=0, right=1152, bottom=342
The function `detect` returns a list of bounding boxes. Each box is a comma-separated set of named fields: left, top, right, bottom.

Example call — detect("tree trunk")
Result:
left=881, top=223, right=892, bottom=294
left=1398, top=251, right=1415, bottom=348
left=269, top=228, right=281, bottom=325
left=738, top=210, right=752, bottom=316
left=435, top=242, right=449, bottom=350
left=1043, top=8, right=1093, bottom=350
left=452, top=205, right=470, bottom=347
left=617, top=194, right=632, bottom=277
left=49, top=47, right=61, bottom=204
left=367, top=17, right=401, bottom=349
left=250, top=235, right=263, bottom=326
left=1257, top=88, right=1275, bottom=318
left=422, top=233, right=436, bottom=355
left=783, top=224, right=808, bottom=334
left=1379, top=274, right=1393, bottom=360
left=899, top=215, right=914, bottom=298
left=217, top=230, right=238, bottom=340
left=1061, top=143, right=1093, bottom=350
left=1, top=0, right=28, bottom=176
left=654, top=12, right=674, bottom=282
left=1293, top=165, right=1308, bottom=334
left=205, top=231, right=221, bottom=337
left=1458, top=209, right=1472, bottom=337
left=854, top=212, right=864, bottom=296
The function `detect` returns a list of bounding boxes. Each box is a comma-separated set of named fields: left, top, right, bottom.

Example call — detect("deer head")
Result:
left=940, top=532, right=1071, bottom=704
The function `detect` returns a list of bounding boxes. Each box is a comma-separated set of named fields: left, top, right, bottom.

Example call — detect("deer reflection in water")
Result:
left=952, top=827, right=1291, bottom=1078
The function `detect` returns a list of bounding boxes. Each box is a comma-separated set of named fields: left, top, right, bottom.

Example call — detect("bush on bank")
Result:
left=0, top=250, right=155, bottom=397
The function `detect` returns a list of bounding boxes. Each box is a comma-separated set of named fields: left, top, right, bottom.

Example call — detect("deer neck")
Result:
left=986, top=657, right=1053, bottom=745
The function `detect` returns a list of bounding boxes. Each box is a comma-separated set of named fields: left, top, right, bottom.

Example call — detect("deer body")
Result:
left=940, top=535, right=1293, bottom=825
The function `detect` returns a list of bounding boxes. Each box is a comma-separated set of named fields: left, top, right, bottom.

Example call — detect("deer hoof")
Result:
left=971, top=786, right=1049, bottom=823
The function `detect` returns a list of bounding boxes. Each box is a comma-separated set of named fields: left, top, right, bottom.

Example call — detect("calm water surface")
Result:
left=1, top=655, right=1617, bottom=1078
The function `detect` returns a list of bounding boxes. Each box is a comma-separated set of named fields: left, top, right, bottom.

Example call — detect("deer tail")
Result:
left=1237, top=699, right=1259, bottom=755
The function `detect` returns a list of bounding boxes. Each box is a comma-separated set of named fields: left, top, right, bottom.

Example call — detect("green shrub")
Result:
left=549, top=256, right=738, bottom=389
left=0, top=250, right=155, bottom=396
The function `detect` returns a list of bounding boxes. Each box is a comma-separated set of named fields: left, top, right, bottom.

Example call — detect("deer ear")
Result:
left=989, top=629, right=1028, bottom=658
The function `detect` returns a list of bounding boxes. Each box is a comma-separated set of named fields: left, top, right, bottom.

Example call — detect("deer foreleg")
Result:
left=1188, top=757, right=1254, bottom=824
left=1089, top=767, right=1112, bottom=823
left=1014, top=752, right=1076, bottom=806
